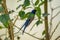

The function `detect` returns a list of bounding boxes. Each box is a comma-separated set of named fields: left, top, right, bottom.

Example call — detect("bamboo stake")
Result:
left=2, top=0, right=14, bottom=40
left=44, top=0, right=50, bottom=40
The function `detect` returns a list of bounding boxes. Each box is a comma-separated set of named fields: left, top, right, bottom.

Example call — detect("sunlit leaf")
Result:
left=40, top=0, right=43, bottom=1
left=0, top=14, right=10, bottom=28
left=35, top=7, right=41, bottom=19
left=0, top=26, right=4, bottom=29
left=0, top=6, right=4, bottom=12
left=42, top=30, right=45, bottom=35
left=19, top=11, right=26, bottom=20
left=35, top=0, right=39, bottom=6
left=0, top=0, right=2, bottom=4
left=36, top=20, right=42, bottom=26
left=23, top=0, right=30, bottom=7
left=38, top=1, right=45, bottom=7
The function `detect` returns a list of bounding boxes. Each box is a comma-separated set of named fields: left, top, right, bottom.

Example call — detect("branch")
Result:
left=50, top=21, right=60, bottom=39
left=55, top=36, right=60, bottom=40
left=0, top=25, right=41, bottom=40
left=49, top=1, right=53, bottom=34
left=53, top=6, right=60, bottom=10
left=2, top=0, right=14, bottom=40
left=52, top=11, right=60, bottom=19
left=14, top=25, right=41, bottom=40
left=44, top=0, right=50, bottom=40
left=2, top=0, right=8, bottom=14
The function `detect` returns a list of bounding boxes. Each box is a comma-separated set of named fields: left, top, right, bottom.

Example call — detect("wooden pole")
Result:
left=2, top=0, right=14, bottom=40
left=44, top=0, right=50, bottom=40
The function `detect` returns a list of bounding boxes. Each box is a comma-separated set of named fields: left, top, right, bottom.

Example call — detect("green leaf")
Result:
left=16, top=5, right=22, bottom=10
left=19, top=11, right=26, bottom=20
left=35, top=7, right=41, bottom=19
left=17, top=36, right=20, bottom=40
left=36, top=20, right=42, bottom=26
left=0, top=26, right=4, bottom=29
left=40, top=0, right=43, bottom=1
left=35, top=0, right=39, bottom=6
left=0, top=6, right=4, bottom=12
left=0, top=0, right=2, bottom=1
left=0, top=14, right=10, bottom=28
left=38, top=1, right=45, bottom=7
left=24, top=0, right=30, bottom=7
left=8, top=10, right=15, bottom=14
left=17, top=0, right=21, bottom=2
left=42, top=30, right=45, bottom=35
left=0, top=0, right=2, bottom=4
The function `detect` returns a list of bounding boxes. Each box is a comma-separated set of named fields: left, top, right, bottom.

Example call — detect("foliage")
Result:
left=0, top=26, right=4, bottom=29
left=42, top=30, right=45, bottom=35
left=0, top=6, right=4, bottom=12
left=16, top=0, right=30, bottom=10
left=36, top=20, right=42, bottom=26
left=23, top=0, right=30, bottom=7
left=35, top=7, right=41, bottom=19
left=0, top=14, right=10, bottom=28
left=35, top=0, right=39, bottom=6
left=19, top=11, right=26, bottom=20
left=0, top=0, right=60, bottom=40
left=0, top=0, right=2, bottom=4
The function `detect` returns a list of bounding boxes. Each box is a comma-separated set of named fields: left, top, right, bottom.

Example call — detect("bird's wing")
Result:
left=22, top=17, right=34, bottom=34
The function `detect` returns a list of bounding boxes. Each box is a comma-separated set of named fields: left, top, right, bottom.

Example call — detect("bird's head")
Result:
left=31, top=9, right=36, bottom=14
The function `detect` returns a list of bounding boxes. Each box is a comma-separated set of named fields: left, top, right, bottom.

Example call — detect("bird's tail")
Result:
left=22, top=26, right=27, bottom=34
left=16, top=24, right=25, bottom=33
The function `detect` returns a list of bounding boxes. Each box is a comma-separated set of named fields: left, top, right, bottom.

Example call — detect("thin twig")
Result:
left=52, top=11, right=60, bottom=19
left=49, top=1, right=53, bottom=35
left=50, top=21, right=60, bottom=39
left=31, top=0, right=35, bottom=8
left=14, top=25, right=41, bottom=40
left=53, top=6, right=60, bottom=10
left=55, top=36, right=60, bottom=40
left=0, top=23, right=42, bottom=40
left=29, top=23, right=36, bottom=32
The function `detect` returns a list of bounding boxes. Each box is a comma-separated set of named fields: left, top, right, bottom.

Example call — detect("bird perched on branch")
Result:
left=19, top=9, right=36, bottom=34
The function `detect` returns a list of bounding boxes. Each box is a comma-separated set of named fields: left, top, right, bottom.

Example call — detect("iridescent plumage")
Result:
left=20, top=9, right=36, bottom=34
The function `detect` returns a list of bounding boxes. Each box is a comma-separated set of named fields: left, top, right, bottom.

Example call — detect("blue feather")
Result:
left=20, top=9, right=36, bottom=34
